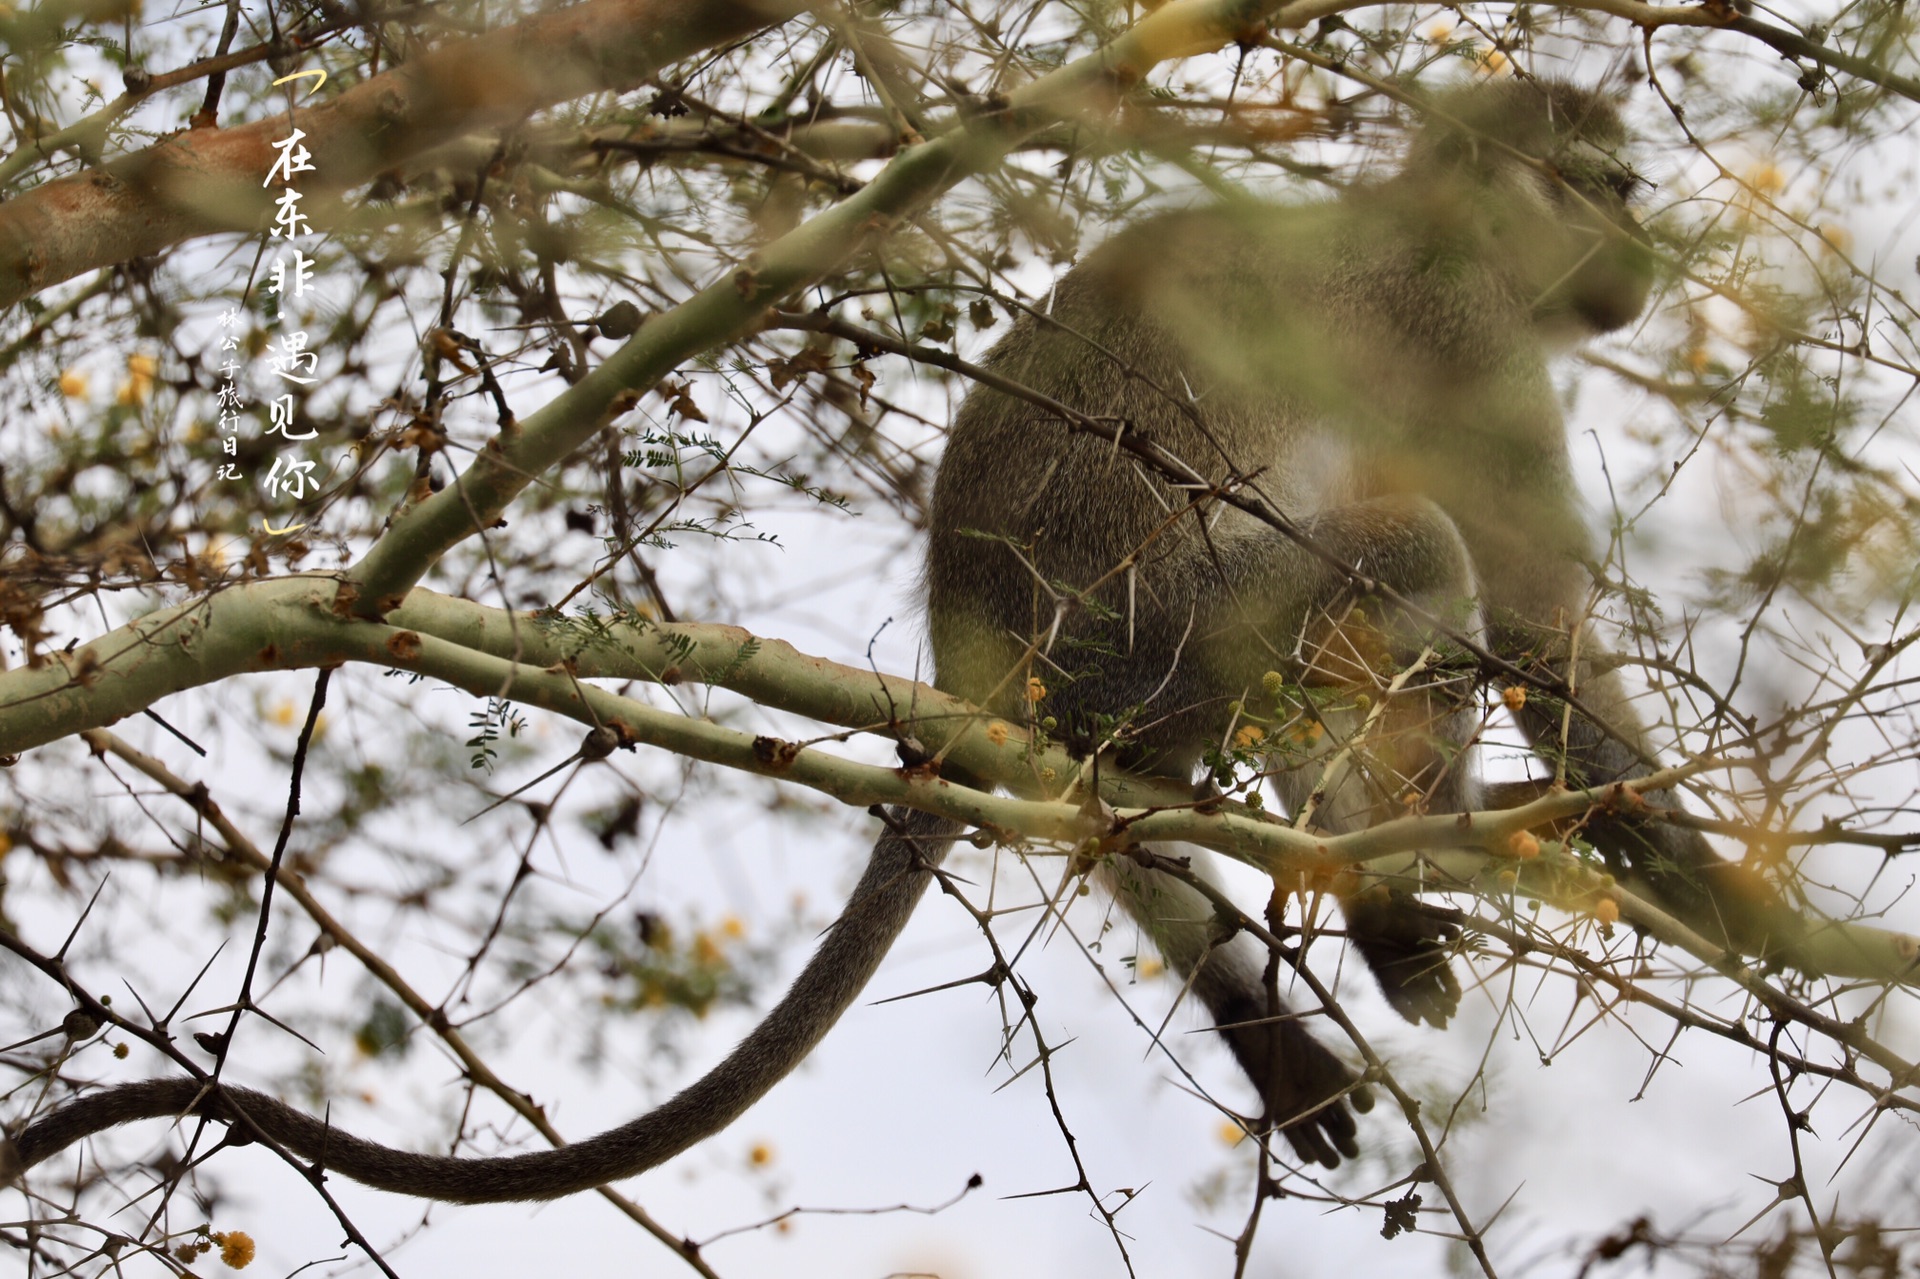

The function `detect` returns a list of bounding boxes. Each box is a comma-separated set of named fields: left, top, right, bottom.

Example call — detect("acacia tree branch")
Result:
left=4, top=0, right=1909, bottom=312
left=1533, top=0, right=1920, bottom=102
left=72, top=728, right=725, bottom=1279
left=0, top=3, right=444, bottom=191
left=0, top=576, right=1911, bottom=984
left=337, top=0, right=1348, bottom=616
left=0, top=0, right=807, bottom=307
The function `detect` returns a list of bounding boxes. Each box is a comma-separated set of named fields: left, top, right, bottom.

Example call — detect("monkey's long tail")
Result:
left=4, top=807, right=962, bottom=1203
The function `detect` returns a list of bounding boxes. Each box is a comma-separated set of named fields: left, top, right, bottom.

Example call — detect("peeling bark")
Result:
left=0, top=0, right=804, bottom=307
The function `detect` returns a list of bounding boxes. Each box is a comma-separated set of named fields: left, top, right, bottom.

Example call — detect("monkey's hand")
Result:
left=1211, top=985, right=1374, bottom=1168
left=1342, top=888, right=1463, bottom=1028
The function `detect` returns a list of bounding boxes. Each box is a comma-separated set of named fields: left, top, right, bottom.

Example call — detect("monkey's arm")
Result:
left=5, top=806, right=958, bottom=1203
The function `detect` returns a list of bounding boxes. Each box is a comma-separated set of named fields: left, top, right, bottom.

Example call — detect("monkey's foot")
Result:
left=1343, top=889, right=1462, bottom=1028
left=1213, top=991, right=1374, bottom=1168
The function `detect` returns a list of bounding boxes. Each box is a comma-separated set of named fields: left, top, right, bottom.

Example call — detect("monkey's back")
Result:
left=928, top=195, right=1575, bottom=762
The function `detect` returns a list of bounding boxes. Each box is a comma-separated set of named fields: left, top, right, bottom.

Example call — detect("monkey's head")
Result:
left=1402, top=77, right=1656, bottom=340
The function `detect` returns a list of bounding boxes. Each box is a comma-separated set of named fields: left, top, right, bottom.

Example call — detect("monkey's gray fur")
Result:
left=924, top=76, right=1798, bottom=1168
left=5, top=76, right=1798, bottom=1199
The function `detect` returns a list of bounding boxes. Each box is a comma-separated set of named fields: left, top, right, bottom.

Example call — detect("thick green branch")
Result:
left=339, top=0, right=1324, bottom=615
left=1, top=578, right=1911, bottom=985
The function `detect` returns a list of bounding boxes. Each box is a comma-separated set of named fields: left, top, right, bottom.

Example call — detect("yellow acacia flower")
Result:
left=213, top=1230, right=255, bottom=1269
left=985, top=720, right=1010, bottom=746
left=117, top=352, right=158, bottom=406
left=1025, top=677, right=1047, bottom=702
left=1233, top=725, right=1265, bottom=749
left=1502, top=685, right=1527, bottom=712
left=58, top=369, right=87, bottom=398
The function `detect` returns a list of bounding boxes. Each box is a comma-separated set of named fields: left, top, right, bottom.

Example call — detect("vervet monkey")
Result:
left=927, top=74, right=1659, bottom=1164
left=4, top=77, right=1798, bottom=1199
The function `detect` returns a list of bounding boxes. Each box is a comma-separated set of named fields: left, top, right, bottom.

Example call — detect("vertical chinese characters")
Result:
left=212, top=308, right=245, bottom=482
left=260, top=119, right=319, bottom=513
